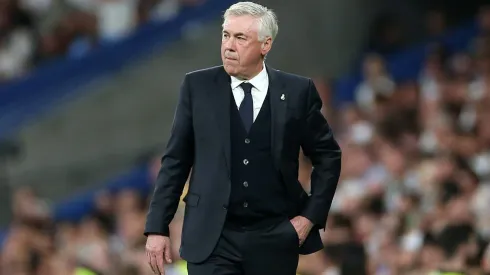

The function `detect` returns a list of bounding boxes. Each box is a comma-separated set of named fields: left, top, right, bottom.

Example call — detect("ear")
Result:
left=260, top=37, right=273, bottom=56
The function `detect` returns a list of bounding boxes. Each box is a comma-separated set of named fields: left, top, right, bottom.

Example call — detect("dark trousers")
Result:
left=187, top=219, right=299, bottom=275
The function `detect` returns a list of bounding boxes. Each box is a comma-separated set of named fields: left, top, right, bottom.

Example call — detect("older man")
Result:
left=144, top=2, right=341, bottom=274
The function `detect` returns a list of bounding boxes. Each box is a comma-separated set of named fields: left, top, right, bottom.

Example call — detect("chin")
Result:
left=223, top=64, right=239, bottom=76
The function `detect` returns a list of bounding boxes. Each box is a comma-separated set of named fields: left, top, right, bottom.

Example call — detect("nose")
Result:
left=223, top=37, right=236, bottom=51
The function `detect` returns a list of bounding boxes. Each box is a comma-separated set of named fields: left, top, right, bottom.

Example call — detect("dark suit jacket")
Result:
left=145, top=65, right=341, bottom=263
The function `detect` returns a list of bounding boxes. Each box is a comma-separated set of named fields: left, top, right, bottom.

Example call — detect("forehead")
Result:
left=223, top=15, right=258, bottom=35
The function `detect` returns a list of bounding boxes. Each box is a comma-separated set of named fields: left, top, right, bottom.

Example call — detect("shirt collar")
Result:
left=230, top=63, right=268, bottom=92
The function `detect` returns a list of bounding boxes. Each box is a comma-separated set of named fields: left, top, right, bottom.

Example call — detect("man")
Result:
left=144, top=2, right=341, bottom=275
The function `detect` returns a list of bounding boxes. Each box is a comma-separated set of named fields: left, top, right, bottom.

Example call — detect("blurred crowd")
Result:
left=0, top=0, right=205, bottom=83
left=2, top=3, right=490, bottom=275
left=303, top=4, right=490, bottom=274
left=0, top=184, right=168, bottom=274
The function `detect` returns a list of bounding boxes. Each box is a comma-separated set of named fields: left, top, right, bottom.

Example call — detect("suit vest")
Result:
left=226, top=91, right=289, bottom=227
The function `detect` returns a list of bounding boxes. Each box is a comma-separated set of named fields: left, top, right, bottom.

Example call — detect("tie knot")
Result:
left=240, top=82, right=253, bottom=94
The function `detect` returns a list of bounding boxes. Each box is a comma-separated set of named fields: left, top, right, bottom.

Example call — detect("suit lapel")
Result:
left=267, top=66, right=287, bottom=169
left=212, top=67, right=232, bottom=176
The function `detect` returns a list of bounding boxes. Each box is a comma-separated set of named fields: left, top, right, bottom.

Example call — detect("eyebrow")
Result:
left=223, top=30, right=247, bottom=37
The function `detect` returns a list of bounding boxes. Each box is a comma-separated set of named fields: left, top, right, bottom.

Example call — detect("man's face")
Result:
left=221, top=15, right=271, bottom=79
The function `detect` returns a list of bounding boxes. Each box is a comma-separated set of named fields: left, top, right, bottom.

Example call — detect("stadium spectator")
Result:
left=0, top=0, right=37, bottom=81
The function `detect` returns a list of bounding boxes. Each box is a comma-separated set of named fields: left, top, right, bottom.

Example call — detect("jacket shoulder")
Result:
left=272, top=69, right=311, bottom=85
left=185, top=65, right=224, bottom=79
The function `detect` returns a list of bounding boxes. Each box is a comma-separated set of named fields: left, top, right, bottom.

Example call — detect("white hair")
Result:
left=223, top=1, right=278, bottom=42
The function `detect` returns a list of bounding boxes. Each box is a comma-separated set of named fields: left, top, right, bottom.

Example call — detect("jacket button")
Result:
left=222, top=204, right=228, bottom=210
left=244, top=138, right=250, bottom=144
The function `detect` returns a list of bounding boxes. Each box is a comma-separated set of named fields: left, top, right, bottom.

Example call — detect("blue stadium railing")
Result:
left=0, top=8, right=482, bottom=248
left=0, top=0, right=235, bottom=139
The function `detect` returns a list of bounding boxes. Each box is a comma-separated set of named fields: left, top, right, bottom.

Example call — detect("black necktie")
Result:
left=239, top=82, right=254, bottom=132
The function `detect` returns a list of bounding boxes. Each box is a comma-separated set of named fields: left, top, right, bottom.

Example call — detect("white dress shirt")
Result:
left=230, top=65, right=269, bottom=121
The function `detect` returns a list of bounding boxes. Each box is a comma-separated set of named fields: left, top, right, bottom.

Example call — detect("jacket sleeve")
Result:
left=300, top=79, right=341, bottom=229
left=144, top=74, right=194, bottom=237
